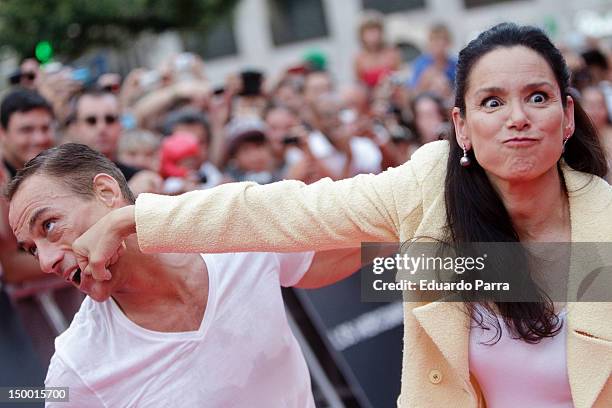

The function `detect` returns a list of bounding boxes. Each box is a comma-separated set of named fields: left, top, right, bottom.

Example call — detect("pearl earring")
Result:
left=460, top=143, right=471, bottom=167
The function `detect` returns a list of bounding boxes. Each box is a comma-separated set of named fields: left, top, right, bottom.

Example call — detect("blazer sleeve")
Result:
left=135, top=141, right=448, bottom=254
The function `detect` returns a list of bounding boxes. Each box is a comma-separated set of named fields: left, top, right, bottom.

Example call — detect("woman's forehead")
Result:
left=466, top=46, right=557, bottom=94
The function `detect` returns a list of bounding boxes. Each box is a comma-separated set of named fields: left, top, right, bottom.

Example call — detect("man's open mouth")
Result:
left=69, top=268, right=82, bottom=285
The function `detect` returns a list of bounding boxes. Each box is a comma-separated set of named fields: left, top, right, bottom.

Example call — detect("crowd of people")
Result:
left=3, top=16, right=611, bottom=200
left=0, top=11, right=611, bottom=407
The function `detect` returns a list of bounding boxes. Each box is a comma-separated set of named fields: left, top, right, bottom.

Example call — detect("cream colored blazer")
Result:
left=136, top=141, right=611, bottom=407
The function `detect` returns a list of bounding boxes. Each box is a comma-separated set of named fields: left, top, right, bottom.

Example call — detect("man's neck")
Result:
left=490, top=168, right=570, bottom=241
left=110, top=237, right=207, bottom=331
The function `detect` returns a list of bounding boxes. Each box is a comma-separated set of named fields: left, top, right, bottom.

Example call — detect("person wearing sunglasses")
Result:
left=73, top=90, right=122, bottom=161
left=96, top=73, right=122, bottom=95
left=7, top=58, right=40, bottom=91
left=70, top=90, right=163, bottom=195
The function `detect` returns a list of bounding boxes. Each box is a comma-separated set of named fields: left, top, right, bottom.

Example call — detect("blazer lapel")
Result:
left=563, top=164, right=612, bottom=408
left=566, top=303, right=612, bottom=408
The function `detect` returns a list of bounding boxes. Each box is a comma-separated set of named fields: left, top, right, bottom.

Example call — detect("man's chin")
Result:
left=82, top=282, right=113, bottom=302
left=87, top=290, right=112, bottom=302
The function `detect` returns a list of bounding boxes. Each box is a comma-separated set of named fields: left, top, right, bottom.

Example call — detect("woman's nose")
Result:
left=506, top=102, right=531, bottom=131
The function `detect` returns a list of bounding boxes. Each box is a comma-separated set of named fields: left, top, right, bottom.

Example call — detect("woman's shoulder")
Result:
left=410, top=140, right=450, bottom=160
left=562, top=162, right=612, bottom=201
left=408, top=140, right=450, bottom=180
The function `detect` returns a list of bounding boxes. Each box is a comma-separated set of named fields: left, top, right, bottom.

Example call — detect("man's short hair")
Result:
left=118, top=129, right=161, bottom=154
left=429, top=23, right=451, bottom=41
left=162, top=108, right=211, bottom=143
left=6, top=143, right=135, bottom=204
left=74, top=88, right=118, bottom=115
left=0, top=88, right=53, bottom=130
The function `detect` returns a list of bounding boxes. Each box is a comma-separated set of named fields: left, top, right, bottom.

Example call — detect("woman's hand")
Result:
left=72, top=205, right=136, bottom=282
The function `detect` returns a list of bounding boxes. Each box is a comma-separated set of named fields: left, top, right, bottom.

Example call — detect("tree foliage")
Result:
left=0, top=0, right=240, bottom=59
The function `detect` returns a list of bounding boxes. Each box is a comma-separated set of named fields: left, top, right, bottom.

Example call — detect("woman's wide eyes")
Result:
left=529, top=92, right=547, bottom=103
left=481, top=92, right=547, bottom=109
left=482, top=98, right=501, bottom=109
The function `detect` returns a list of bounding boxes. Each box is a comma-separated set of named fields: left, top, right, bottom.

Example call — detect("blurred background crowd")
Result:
left=0, top=0, right=611, bottom=405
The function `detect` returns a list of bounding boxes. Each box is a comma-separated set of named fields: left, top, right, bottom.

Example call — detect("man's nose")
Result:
left=96, top=121, right=108, bottom=132
left=37, top=244, right=63, bottom=275
left=33, top=129, right=52, bottom=145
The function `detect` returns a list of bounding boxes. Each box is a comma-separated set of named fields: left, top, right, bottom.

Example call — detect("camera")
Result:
left=282, top=136, right=300, bottom=146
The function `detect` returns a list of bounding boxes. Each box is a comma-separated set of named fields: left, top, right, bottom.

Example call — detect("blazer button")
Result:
left=428, top=369, right=443, bottom=384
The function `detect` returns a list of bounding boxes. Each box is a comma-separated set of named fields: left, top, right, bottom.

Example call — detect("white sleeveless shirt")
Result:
left=469, top=306, right=574, bottom=408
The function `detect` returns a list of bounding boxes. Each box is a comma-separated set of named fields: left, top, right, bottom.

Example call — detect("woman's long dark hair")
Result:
left=445, top=23, right=607, bottom=343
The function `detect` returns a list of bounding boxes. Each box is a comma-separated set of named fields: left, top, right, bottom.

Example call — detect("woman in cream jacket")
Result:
left=72, top=24, right=611, bottom=407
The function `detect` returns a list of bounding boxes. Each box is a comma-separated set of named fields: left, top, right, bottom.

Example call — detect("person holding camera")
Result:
left=264, top=105, right=334, bottom=184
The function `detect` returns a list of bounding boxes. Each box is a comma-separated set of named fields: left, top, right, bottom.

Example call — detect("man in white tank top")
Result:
left=6, top=143, right=359, bottom=407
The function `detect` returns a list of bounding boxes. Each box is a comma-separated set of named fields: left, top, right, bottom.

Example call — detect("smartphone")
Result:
left=176, top=53, right=194, bottom=70
left=72, top=68, right=90, bottom=83
left=240, top=70, right=263, bottom=96
left=139, top=70, right=160, bottom=90
left=339, top=109, right=357, bottom=125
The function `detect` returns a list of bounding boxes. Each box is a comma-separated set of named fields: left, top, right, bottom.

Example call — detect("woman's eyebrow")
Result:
left=522, top=81, right=555, bottom=91
left=473, top=86, right=505, bottom=97
left=473, top=81, right=556, bottom=97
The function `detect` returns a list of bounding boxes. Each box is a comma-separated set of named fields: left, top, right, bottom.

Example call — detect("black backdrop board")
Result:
left=294, top=269, right=403, bottom=408
left=0, top=288, right=45, bottom=408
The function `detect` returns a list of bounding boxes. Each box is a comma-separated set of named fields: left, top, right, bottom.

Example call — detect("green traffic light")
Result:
left=35, top=41, right=53, bottom=63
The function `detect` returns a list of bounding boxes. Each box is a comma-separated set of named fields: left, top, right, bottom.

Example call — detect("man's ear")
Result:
left=92, top=174, right=123, bottom=208
left=451, top=107, right=471, bottom=150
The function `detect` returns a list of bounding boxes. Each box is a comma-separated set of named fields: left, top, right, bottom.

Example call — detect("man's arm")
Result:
left=295, top=248, right=361, bottom=289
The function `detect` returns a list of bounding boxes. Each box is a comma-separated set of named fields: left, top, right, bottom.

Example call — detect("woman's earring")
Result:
left=460, top=143, right=471, bottom=167
left=562, top=136, right=569, bottom=153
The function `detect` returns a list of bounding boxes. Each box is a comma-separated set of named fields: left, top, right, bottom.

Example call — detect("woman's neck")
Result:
left=490, top=168, right=570, bottom=242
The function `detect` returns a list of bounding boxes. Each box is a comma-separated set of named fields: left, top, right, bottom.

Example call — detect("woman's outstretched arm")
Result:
left=135, top=162, right=419, bottom=254
left=73, top=141, right=448, bottom=281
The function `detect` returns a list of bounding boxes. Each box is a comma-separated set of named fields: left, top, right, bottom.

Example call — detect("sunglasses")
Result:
left=21, top=72, right=36, bottom=81
left=82, top=114, right=119, bottom=126
left=101, top=84, right=121, bottom=93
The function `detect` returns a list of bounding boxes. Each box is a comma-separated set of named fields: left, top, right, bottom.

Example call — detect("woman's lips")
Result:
left=503, top=138, right=539, bottom=147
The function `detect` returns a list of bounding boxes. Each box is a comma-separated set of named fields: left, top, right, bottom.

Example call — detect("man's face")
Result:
left=304, top=73, right=332, bottom=106
left=19, top=59, right=39, bottom=90
left=118, top=147, right=159, bottom=172
left=9, top=175, right=121, bottom=301
left=234, top=141, right=273, bottom=173
left=315, top=99, right=341, bottom=132
left=429, top=32, right=450, bottom=60
left=1, top=108, right=55, bottom=168
left=265, top=108, right=297, bottom=154
left=172, top=123, right=209, bottom=163
left=74, top=95, right=122, bottom=159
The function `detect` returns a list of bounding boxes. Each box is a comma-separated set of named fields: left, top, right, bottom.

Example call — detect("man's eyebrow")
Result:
left=28, top=207, right=51, bottom=233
